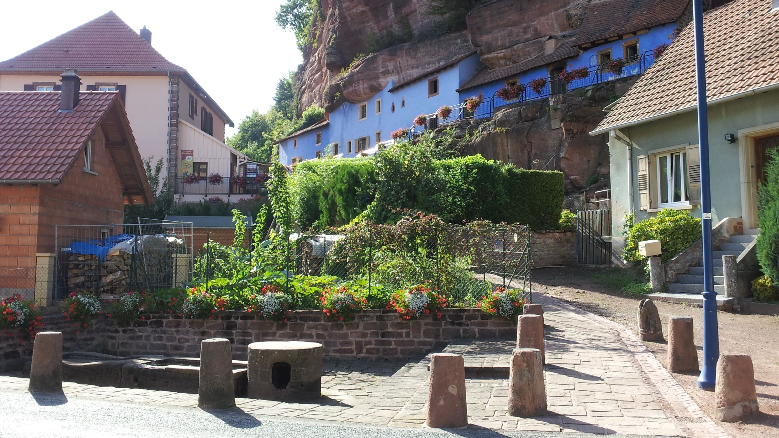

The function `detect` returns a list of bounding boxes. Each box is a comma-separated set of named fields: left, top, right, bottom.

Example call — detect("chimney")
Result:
left=59, top=69, right=81, bottom=112
left=140, top=25, right=152, bottom=44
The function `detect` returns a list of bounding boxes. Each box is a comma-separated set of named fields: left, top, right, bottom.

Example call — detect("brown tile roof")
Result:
left=0, top=11, right=183, bottom=73
left=575, top=0, right=689, bottom=48
left=458, top=43, right=579, bottom=92
left=275, top=119, right=329, bottom=143
left=592, top=0, right=779, bottom=134
left=0, top=92, right=117, bottom=181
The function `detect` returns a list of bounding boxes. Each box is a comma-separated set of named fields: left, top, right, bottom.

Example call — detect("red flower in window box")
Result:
left=183, top=174, right=201, bottom=184
left=653, top=43, right=669, bottom=59
left=464, top=96, right=483, bottom=113
left=606, top=57, right=626, bottom=75
left=436, top=105, right=453, bottom=120
left=496, top=83, right=526, bottom=101
left=572, top=66, right=589, bottom=80
left=207, top=173, right=223, bottom=185
left=413, top=114, right=427, bottom=126
left=391, top=128, right=409, bottom=141
left=234, top=176, right=248, bottom=188
left=254, top=172, right=269, bottom=184
left=528, top=77, right=548, bottom=94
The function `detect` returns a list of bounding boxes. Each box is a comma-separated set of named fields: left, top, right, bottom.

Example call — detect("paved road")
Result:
left=0, top=390, right=662, bottom=438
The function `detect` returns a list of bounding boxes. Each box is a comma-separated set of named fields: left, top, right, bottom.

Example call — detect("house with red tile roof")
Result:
left=0, top=70, right=153, bottom=299
left=0, top=11, right=262, bottom=203
left=591, top=0, right=778, bottom=292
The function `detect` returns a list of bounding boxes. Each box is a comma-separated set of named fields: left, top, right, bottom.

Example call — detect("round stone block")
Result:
left=198, top=338, right=235, bottom=409
left=517, top=315, right=544, bottom=364
left=715, top=354, right=759, bottom=422
left=523, top=304, right=544, bottom=325
left=247, top=341, right=323, bottom=402
left=509, top=348, right=546, bottom=417
left=29, top=332, right=63, bottom=393
left=426, top=353, right=467, bottom=428
left=667, top=317, right=698, bottom=373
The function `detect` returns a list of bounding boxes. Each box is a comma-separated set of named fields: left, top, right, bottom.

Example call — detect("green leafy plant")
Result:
left=593, top=267, right=651, bottom=296
left=108, top=291, right=153, bottom=324
left=757, top=149, right=779, bottom=285
left=477, top=287, right=525, bottom=321
left=319, top=285, right=367, bottom=321
left=388, top=284, right=448, bottom=320
left=752, top=276, right=779, bottom=302
left=246, top=284, right=293, bottom=321
left=559, top=209, right=577, bottom=230
left=180, top=288, right=225, bottom=320
left=1, top=294, right=42, bottom=340
left=623, top=209, right=701, bottom=265
left=63, top=291, right=102, bottom=330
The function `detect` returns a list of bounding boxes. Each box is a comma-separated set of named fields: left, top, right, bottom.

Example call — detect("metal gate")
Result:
left=577, top=210, right=612, bottom=265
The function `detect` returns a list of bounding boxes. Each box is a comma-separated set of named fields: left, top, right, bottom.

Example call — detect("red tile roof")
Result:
left=0, top=92, right=117, bottom=181
left=0, top=11, right=183, bottom=73
left=575, top=0, right=689, bottom=48
left=592, top=0, right=779, bottom=134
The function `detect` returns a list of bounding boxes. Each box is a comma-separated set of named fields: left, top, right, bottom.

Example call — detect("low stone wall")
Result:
left=532, top=231, right=577, bottom=268
left=106, top=309, right=514, bottom=361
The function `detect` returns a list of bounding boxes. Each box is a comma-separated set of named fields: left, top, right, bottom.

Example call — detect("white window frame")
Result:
left=36, top=85, right=54, bottom=92
left=99, top=85, right=117, bottom=92
left=359, top=103, right=367, bottom=121
left=357, top=136, right=369, bottom=152
left=375, top=99, right=382, bottom=115
left=654, top=148, right=690, bottom=208
left=83, top=140, right=98, bottom=175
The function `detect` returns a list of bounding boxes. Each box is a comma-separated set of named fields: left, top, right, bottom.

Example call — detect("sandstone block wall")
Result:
left=532, top=231, right=577, bottom=267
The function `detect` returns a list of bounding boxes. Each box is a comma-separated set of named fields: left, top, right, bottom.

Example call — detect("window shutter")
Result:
left=686, top=144, right=701, bottom=205
left=637, top=155, right=650, bottom=211
left=117, top=85, right=127, bottom=104
left=54, top=85, right=61, bottom=91
left=86, top=85, right=96, bottom=91
left=23, top=84, right=34, bottom=91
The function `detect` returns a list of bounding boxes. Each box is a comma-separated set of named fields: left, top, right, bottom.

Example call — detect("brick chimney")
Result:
left=59, top=69, right=81, bottom=113
left=140, top=25, right=152, bottom=44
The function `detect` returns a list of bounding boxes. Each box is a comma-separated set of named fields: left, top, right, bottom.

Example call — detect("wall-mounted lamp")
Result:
left=725, top=133, right=737, bottom=144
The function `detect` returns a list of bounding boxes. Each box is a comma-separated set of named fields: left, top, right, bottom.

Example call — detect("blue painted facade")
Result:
left=278, top=23, right=677, bottom=165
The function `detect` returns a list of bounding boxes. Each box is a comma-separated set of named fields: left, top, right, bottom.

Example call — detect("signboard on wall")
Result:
left=181, top=150, right=193, bottom=176
left=246, top=162, right=258, bottom=178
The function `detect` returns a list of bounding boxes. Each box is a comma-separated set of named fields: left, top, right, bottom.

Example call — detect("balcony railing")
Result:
left=174, top=177, right=267, bottom=196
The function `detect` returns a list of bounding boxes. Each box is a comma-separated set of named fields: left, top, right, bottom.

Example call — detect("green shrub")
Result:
left=592, top=267, right=651, bottom=296
left=757, top=149, right=779, bottom=284
left=559, top=209, right=577, bottom=231
left=752, top=276, right=779, bottom=302
left=623, top=209, right=701, bottom=265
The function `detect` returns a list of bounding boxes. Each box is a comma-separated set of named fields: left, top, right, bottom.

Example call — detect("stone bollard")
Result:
left=426, top=353, right=467, bottom=428
left=715, top=354, right=759, bottom=422
left=28, top=332, right=63, bottom=393
left=523, top=304, right=544, bottom=325
left=198, top=338, right=235, bottom=409
left=638, top=299, right=664, bottom=342
left=667, top=317, right=698, bottom=373
left=508, top=348, right=547, bottom=417
left=648, top=256, right=664, bottom=292
left=722, top=255, right=738, bottom=299
left=517, top=315, right=544, bottom=364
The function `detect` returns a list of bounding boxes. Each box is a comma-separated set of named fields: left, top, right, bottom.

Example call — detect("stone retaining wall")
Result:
left=532, top=231, right=577, bottom=268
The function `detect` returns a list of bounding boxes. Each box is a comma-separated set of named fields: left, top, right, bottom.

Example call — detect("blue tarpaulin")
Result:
left=63, top=234, right=135, bottom=262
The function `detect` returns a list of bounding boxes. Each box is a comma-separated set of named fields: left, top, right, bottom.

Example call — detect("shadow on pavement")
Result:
left=546, top=364, right=602, bottom=381
left=202, top=406, right=262, bottom=429
left=30, top=390, right=68, bottom=406
left=446, top=424, right=511, bottom=437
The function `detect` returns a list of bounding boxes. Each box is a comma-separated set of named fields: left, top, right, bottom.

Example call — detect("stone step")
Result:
left=713, top=250, right=743, bottom=258
left=677, top=274, right=724, bottom=285
left=744, top=228, right=760, bottom=236
left=720, top=242, right=750, bottom=252
left=688, top=266, right=723, bottom=276
left=728, top=234, right=757, bottom=244
left=645, top=293, right=734, bottom=310
left=667, top=283, right=725, bottom=294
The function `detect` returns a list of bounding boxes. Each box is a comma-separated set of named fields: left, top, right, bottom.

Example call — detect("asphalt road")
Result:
left=0, top=390, right=670, bottom=438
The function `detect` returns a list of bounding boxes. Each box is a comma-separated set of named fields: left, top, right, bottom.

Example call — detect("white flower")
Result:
left=77, top=294, right=101, bottom=316
left=405, top=290, right=430, bottom=317
left=8, top=301, right=29, bottom=328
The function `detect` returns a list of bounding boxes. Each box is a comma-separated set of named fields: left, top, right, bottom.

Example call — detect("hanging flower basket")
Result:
left=529, top=77, right=548, bottom=94
left=208, top=173, right=223, bottom=185
left=413, top=114, right=427, bottom=126
left=391, top=128, right=409, bottom=141
left=606, top=57, right=626, bottom=75
left=557, top=69, right=576, bottom=84
left=496, top=83, right=526, bottom=101
left=183, top=174, right=201, bottom=184
left=653, top=43, right=669, bottom=60
left=572, top=66, right=589, bottom=80
left=255, top=172, right=269, bottom=184
left=234, top=176, right=248, bottom=188
left=436, top=105, right=452, bottom=120
left=464, top=96, right=483, bottom=113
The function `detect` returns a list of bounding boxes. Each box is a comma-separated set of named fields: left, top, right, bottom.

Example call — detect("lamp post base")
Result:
left=697, top=290, right=719, bottom=390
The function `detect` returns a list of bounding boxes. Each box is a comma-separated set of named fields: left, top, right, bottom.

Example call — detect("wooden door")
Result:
left=755, top=134, right=779, bottom=185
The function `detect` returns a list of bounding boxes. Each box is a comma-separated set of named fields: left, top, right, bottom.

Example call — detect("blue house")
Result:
left=278, top=0, right=690, bottom=166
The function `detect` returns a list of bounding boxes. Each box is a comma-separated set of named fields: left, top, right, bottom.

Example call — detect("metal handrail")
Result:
left=174, top=176, right=268, bottom=196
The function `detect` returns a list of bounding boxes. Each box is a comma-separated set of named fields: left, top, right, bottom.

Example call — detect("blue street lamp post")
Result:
left=692, top=0, right=719, bottom=389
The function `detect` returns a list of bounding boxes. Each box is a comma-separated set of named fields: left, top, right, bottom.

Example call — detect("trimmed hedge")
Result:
left=757, top=148, right=779, bottom=284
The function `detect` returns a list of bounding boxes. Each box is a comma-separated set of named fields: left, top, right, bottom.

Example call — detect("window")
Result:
left=293, top=139, right=298, bottom=148
left=375, top=99, right=382, bottom=114
left=316, top=132, right=322, bottom=145
left=375, top=131, right=381, bottom=144
left=347, top=140, right=352, bottom=153
left=99, top=85, right=116, bottom=92
left=357, top=137, right=369, bottom=152
left=37, top=85, right=54, bottom=92
left=188, top=94, right=198, bottom=119
left=200, top=107, right=214, bottom=136
left=83, top=140, right=96, bottom=174
left=315, top=150, right=322, bottom=159
left=193, top=162, right=208, bottom=177
left=637, top=145, right=701, bottom=211
left=332, top=143, right=339, bottom=155
left=359, top=103, right=367, bottom=121
left=623, top=40, right=639, bottom=62
left=505, top=78, right=519, bottom=88
left=428, top=77, right=439, bottom=97
left=401, top=98, right=405, bottom=108
left=391, top=102, right=395, bottom=113
left=550, top=67, right=566, bottom=95
left=598, top=49, right=612, bottom=67
left=87, top=84, right=126, bottom=103
left=291, top=157, right=297, bottom=165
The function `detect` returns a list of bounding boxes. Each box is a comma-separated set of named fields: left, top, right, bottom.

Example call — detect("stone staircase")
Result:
left=647, top=230, right=758, bottom=308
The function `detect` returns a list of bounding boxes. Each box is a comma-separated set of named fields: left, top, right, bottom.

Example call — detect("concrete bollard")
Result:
left=28, top=332, right=63, bottom=393
left=648, top=256, right=664, bottom=292
left=517, top=315, right=544, bottom=364
left=667, top=317, right=699, bottom=373
left=722, top=255, right=738, bottom=299
left=715, top=354, right=759, bottom=422
left=508, top=348, right=547, bottom=417
left=426, top=353, right=467, bottom=428
left=198, top=338, right=235, bottom=409
left=523, top=304, right=544, bottom=325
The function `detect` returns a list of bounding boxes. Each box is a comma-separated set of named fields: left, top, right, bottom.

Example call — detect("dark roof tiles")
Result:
left=575, top=0, right=689, bottom=47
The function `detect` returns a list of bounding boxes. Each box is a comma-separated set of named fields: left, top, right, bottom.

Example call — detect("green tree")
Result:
left=124, top=158, right=174, bottom=223
left=274, top=73, right=296, bottom=120
left=757, top=149, right=779, bottom=283
left=276, top=0, right=316, bottom=50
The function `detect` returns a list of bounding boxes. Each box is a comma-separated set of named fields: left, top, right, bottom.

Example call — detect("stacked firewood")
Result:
left=66, top=253, right=132, bottom=294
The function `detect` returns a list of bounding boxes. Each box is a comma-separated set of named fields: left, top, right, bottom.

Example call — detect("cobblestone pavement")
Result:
left=0, top=294, right=728, bottom=437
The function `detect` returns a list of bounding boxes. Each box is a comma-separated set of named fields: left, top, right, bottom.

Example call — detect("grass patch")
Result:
left=592, top=267, right=651, bottom=297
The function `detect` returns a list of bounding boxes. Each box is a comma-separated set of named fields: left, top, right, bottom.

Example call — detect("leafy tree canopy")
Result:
left=276, top=0, right=317, bottom=50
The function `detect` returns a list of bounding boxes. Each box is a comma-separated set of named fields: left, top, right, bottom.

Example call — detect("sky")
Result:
left=0, top=0, right=302, bottom=138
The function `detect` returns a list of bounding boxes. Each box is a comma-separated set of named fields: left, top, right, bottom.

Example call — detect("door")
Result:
left=577, top=209, right=612, bottom=265
left=755, top=135, right=779, bottom=186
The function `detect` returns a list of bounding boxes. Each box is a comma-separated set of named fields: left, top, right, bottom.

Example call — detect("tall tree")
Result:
left=276, top=0, right=315, bottom=50
left=274, top=73, right=296, bottom=120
